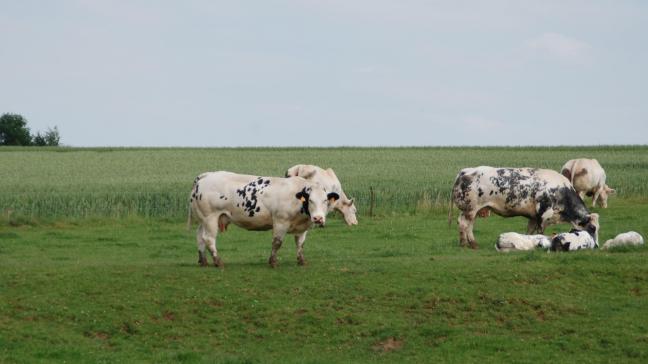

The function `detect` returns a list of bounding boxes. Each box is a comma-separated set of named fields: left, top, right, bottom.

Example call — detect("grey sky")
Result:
left=1, top=1, right=647, bottom=147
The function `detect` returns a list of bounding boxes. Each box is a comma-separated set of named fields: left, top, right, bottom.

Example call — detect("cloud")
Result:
left=524, top=32, right=592, bottom=65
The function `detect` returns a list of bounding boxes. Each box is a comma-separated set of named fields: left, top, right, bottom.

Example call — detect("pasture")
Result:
left=1, top=146, right=648, bottom=363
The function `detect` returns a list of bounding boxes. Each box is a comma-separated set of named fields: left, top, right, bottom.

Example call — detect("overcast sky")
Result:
left=1, top=1, right=647, bottom=147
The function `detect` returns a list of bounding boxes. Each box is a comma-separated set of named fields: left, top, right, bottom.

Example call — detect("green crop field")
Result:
left=2, top=146, right=648, bottom=220
left=1, top=146, right=648, bottom=363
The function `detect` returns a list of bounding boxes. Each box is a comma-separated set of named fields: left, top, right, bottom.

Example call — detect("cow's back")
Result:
left=572, top=159, right=606, bottom=191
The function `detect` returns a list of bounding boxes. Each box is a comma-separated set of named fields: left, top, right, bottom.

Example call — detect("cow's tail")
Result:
left=570, top=168, right=575, bottom=185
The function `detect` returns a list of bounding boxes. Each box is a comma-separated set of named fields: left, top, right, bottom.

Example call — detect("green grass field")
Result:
left=1, top=146, right=648, bottom=363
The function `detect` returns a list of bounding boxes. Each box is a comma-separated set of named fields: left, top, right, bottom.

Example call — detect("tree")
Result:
left=32, top=132, right=47, bottom=146
left=0, top=113, right=32, bottom=145
left=44, top=126, right=60, bottom=146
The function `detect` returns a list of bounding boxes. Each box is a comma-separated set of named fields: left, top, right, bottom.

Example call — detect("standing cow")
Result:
left=449, top=166, right=598, bottom=249
left=285, top=164, right=358, bottom=226
left=187, top=171, right=339, bottom=268
left=561, top=158, right=615, bottom=208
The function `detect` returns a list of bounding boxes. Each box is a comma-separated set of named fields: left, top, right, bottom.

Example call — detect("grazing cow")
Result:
left=285, top=164, right=358, bottom=226
left=449, top=166, right=598, bottom=249
left=561, top=158, right=615, bottom=208
left=602, top=231, right=644, bottom=250
left=550, top=214, right=600, bottom=251
left=187, top=171, right=339, bottom=268
left=495, top=233, right=551, bottom=252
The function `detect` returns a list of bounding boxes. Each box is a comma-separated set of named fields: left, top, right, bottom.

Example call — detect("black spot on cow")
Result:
left=489, top=168, right=536, bottom=207
left=536, top=194, right=552, bottom=220
left=295, top=187, right=311, bottom=216
left=556, top=186, right=590, bottom=225
left=551, top=236, right=570, bottom=252
left=237, top=178, right=272, bottom=217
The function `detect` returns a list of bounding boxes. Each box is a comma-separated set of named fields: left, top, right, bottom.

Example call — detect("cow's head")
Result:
left=333, top=197, right=358, bottom=226
left=575, top=213, right=600, bottom=246
left=598, top=185, right=615, bottom=208
left=296, top=186, right=339, bottom=226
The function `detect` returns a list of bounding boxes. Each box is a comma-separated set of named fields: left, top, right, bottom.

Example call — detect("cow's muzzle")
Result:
left=312, top=216, right=325, bottom=226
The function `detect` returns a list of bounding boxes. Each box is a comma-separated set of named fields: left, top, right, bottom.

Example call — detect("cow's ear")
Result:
left=296, top=191, right=309, bottom=202
left=327, top=192, right=340, bottom=202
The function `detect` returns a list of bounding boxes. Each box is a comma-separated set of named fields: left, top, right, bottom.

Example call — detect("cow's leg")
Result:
left=458, top=214, right=468, bottom=247
left=269, top=223, right=288, bottom=268
left=458, top=213, right=477, bottom=248
left=526, top=218, right=539, bottom=234
left=592, top=190, right=601, bottom=208
left=202, top=215, right=223, bottom=268
left=196, top=224, right=209, bottom=266
left=294, top=231, right=308, bottom=266
left=537, top=208, right=556, bottom=234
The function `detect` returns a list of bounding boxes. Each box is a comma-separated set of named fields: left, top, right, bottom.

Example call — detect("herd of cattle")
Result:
left=187, top=159, right=643, bottom=268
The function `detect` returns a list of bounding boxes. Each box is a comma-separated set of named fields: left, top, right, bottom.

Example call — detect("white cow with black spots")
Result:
left=449, top=167, right=598, bottom=249
left=285, top=164, right=358, bottom=226
left=187, top=171, right=339, bottom=268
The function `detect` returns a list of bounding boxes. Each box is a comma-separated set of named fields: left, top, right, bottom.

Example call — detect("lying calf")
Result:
left=602, top=231, right=644, bottom=250
left=495, top=232, right=551, bottom=252
left=550, top=213, right=599, bottom=252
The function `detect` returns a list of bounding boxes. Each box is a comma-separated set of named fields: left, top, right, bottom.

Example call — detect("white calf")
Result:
left=602, top=231, right=644, bottom=250
left=495, top=233, right=551, bottom=252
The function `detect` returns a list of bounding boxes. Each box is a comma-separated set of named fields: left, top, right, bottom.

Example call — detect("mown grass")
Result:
left=1, top=202, right=647, bottom=363
left=1, top=146, right=647, bottom=362
left=1, top=146, right=647, bottom=219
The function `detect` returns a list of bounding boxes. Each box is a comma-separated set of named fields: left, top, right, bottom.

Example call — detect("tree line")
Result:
left=0, top=113, right=60, bottom=146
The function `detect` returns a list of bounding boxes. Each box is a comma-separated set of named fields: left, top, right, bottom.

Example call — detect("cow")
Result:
left=187, top=171, right=339, bottom=268
left=602, top=231, right=644, bottom=250
left=285, top=164, right=358, bottom=226
left=495, top=232, right=551, bottom=252
left=560, top=158, right=615, bottom=208
left=550, top=214, right=600, bottom=251
left=448, top=166, right=598, bottom=249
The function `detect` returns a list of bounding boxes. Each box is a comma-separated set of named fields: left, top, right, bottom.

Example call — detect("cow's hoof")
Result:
left=198, top=253, right=209, bottom=266
left=297, top=257, right=306, bottom=266
left=213, top=256, right=223, bottom=268
left=268, top=257, right=277, bottom=268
